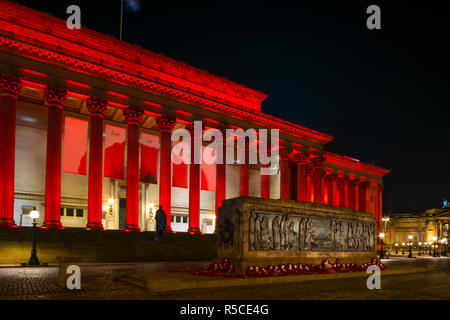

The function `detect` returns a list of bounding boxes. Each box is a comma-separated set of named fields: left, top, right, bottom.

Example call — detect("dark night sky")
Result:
left=12, top=0, right=450, bottom=214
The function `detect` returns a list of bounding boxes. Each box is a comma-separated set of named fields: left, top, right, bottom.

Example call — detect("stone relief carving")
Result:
left=248, top=211, right=374, bottom=252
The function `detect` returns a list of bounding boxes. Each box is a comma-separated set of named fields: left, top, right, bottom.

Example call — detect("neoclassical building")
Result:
left=0, top=1, right=388, bottom=234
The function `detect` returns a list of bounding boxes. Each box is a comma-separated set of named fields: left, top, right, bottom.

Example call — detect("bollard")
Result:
left=56, top=256, right=80, bottom=288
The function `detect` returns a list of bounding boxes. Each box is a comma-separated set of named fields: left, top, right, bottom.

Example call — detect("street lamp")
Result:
left=395, top=242, right=399, bottom=254
left=27, top=207, right=40, bottom=266
left=408, top=234, right=413, bottom=258
left=432, top=236, right=437, bottom=257
left=402, top=242, right=405, bottom=255
left=379, top=233, right=385, bottom=258
left=440, top=238, right=447, bottom=256
left=428, top=241, right=432, bottom=255
left=418, top=242, right=422, bottom=256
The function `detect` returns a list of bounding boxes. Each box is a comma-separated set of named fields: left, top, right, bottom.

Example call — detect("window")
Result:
left=66, top=208, right=74, bottom=217
left=182, top=216, right=188, bottom=223
left=76, top=209, right=84, bottom=217
left=63, top=117, right=88, bottom=175
left=60, top=208, right=64, bottom=216
left=104, top=125, right=126, bottom=179
left=171, top=216, right=174, bottom=223
left=140, top=133, right=159, bottom=184
left=176, top=216, right=181, bottom=223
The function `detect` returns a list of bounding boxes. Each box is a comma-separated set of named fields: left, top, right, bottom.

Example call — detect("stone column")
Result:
left=358, top=181, right=369, bottom=212
left=337, top=176, right=346, bottom=207
left=326, top=173, right=338, bottom=206
left=306, top=167, right=313, bottom=202
left=261, top=147, right=271, bottom=199
left=239, top=140, right=249, bottom=197
left=123, top=106, right=144, bottom=231
left=311, top=155, right=325, bottom=204
left=279, top=147, right=291, bottom=200
left=43, top=86, right=67, bottom=228
left=86, top=97, right=108, bottom=230
left=157, top=115, right=176, bottom=231
left=292, top=152, right=308, bottom=201
left=348, top=179, right=358, bottom=211
left=377, top=184, right=384, bottom=234
left=0, top=74, right=22, bottom=226
left=186, top=123, right=201, bottom=234
left=215, top=128, right=226, bottom=225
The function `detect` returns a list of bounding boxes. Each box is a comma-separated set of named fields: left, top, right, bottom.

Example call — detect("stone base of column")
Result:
left=0, top=218, right=15, bottom=227
left=43, top=220, right=61, bottom=229
left=188, top=227, right=201, bottom=234
left=86, top=222, right=103, bottom=230
left=124, top=224, right=140, bottom=232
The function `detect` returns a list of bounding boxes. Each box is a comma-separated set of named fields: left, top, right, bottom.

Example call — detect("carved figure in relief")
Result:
left=254, top=213, right=261, bottom=250
left=338, top=222, right=346, bottom=250
left=259, top=216, right=271, bottom=249
left=272, top=216, right=281, bottom=250
left=347, top=222, right=355, bottom=249
left=299, top=218, right=306, bottom=249
left=330, top=220, right=338, bottom=250
left=280, top=215, right=287, bottom=250
left=286, top=215, right=297, bottom=250
left=304, top=218, right=315, bottom=251
left=368, top=224, right=374, bottom=250
left=248, top=212, right=255, bottom=250
left=356, top=223, right=363, bottom=250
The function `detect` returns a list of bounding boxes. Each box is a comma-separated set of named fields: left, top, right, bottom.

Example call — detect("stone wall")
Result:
left=0, top=227, right=217, bottom=264
left=217, top=197, right=377, bottom=272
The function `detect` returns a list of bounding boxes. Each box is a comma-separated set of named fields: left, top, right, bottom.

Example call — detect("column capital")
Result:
left=359, top=181, right=370, bottom=188
left=156, top=114, right=176, bottom=132
left=279, top=146, right=292, bottom=160
left=292, top=151, right=309, bottom=163
left=0, top=73, right=22, bottom=97
left=348, top=179, right=359, bottom=186
left=326, top=173, right=338, bottom=182
left=337, top=176, right=350, bottom=185
left=310, top=155, right=325, bottom=168
left=185, top=122, right=204, bottom=137
left=44, top=85, right=67, bottom=107
left=86, top=97, right=108, bottom=117
left=123, top=106, right=144, bottom=125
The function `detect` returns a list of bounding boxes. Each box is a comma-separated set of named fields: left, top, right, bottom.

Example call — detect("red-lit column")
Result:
left=326, top=173, right=338, bottom=206
left=0, top=74, right=22, bottom=227
left=187, top=123, right=201, bottom=234
left=261, top=147, right=271, bottom=199
left=311, top=155, right=325, bottom=203
left=279, top=147, right=291, bottom=200
left=124, top=107, right=144, bottom=231
left=377, top=184, right=384, bottom=233
left=337, top=176, right=348, bottom=208
left=43, top=86, right=67, bottom=228
left=359, top=181, right=369, bottom=212
left=86, top=97, right=108, bottom=230
left=157, top=115, right=176, bottom=231
left=348, top=179, right=357, bottom=210
left=215, top=128, right=226, bottom=223
left=293, top=152, right=308, bottom=201
left=239, top=141, right=249, bottom=197
left=306, top=167, right=313, bottom=202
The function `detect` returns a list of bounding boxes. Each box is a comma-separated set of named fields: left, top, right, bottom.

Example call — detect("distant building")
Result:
left=384, top=208, right=450, bottom=248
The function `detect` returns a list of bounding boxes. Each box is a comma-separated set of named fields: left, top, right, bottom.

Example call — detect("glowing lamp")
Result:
left=395, top=243, right=398, bottom=247
left=432, top=236, right=437, bottom=241
left=29, top=207, right=40, bottom=220
left=402, top=242, right=405, bottom=246
left=418, top=242, right=422, bottom=246
left=108, top=198, right=114, bottom=206
left=408, top=234, right=413, bottom=240
left=379, top=233, right=385, bottom=238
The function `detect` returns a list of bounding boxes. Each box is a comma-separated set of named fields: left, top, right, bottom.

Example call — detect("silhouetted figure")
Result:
left=154, top=205, right=167, bottom=241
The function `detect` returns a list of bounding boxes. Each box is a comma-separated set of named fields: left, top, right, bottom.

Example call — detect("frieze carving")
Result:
left=248, top=211, right=374, bottom=252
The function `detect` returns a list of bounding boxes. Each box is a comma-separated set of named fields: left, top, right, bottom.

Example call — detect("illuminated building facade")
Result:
left=0, top=1, right=388, bottom=234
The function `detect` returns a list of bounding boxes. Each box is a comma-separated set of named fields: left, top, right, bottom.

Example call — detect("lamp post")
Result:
left=441, top=238, right=447, bottom=257
left=395, top=242, right=399, bottom=254
left=27, top=207, right=40, bottom=266
left=402, top=242, right=405, bottom=255
left=418, top=242, right=422, bottom=256
left=432, top=236, right=437, bottom=257
left=408, top=234, right=413, bottom=258
left=379, top=233, right=385, bottom=259
left=428, top=241, right=432, bottom=255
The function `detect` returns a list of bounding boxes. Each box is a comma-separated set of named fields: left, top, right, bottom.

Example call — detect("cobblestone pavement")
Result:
left=0, top=257, right=449, bottom=300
